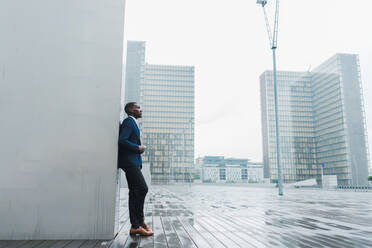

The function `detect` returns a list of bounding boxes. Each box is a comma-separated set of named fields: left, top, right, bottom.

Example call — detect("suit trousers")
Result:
left=123, top=166, right=148, bottom=229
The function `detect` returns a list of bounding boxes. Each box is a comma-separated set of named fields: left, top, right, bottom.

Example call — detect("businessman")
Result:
left=118, top=102, right=153, bottom=236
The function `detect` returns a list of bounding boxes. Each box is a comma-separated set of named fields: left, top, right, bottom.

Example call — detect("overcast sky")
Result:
left=124, top=0, right=372, bottom=162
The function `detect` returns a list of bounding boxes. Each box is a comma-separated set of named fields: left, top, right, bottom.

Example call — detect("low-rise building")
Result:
left=197, top=156, right=264, bottom=183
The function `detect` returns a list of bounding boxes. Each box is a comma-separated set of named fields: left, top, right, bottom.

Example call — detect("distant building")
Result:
left=260, top=54, right=370, bottom=186
left=141, top=64, right=194, bottom=184
left=124, top=41, right=146, bottom=104
left=124, top=41, right=195, bottom=184
left=197, top=156, right=264, bottom=183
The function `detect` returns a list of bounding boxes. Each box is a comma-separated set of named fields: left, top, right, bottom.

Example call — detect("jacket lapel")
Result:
left=129, top=117, right=140, bottom=137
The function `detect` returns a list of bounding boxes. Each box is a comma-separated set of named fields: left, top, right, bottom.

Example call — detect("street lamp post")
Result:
left=167, top=134, right=174, bottom=184
left=189, top=119, right=193, bottom=187
left=183, top=119, right=193, bottom=187
left=257, top=0, right=283, bottom=195
left=182, top=130, right=186, bottom=184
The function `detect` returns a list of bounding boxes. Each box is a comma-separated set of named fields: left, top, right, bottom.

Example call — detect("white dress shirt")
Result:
left=129, top=115, right=139, bottom=129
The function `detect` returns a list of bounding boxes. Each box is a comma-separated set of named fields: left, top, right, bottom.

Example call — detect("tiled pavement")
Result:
left=1, top=184, right=372, bottom=247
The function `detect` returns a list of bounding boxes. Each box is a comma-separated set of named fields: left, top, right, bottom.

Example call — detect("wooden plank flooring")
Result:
left=2, top=185, right=372, bottom=247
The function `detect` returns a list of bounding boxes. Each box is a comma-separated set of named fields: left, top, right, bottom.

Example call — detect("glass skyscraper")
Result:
left=124, top=41, right=195, bottom=184
left=124, top=41, right=146, bottom=104
left=260, top=54, right=370, bottom=186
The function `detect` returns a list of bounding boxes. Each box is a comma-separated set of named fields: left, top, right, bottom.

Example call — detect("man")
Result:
left=118, top=102, right=154, bottom=236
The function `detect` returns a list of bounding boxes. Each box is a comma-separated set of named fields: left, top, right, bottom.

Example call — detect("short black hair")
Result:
left=124, top=102, right=137, bottom=115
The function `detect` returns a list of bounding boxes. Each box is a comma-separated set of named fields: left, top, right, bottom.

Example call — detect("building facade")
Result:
left=198, top=156, right=264, bottom=183
left=260, top=71, right=317, bottom=184
left=124, top=41, right=146, bottom=104
left=124, top=41, right=195, bottom=184
left=260, top=54, right=370, bottom=186
left=0, top=0, right=126, bottom=239
left=141, top=64, right=195, bottom=184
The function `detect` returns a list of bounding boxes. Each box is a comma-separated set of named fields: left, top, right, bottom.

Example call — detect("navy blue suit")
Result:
left=118, top=117, right=142, bottom=169
left=117, top=116, right=148, bottom=229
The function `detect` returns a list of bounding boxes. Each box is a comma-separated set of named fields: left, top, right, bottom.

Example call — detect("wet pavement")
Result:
left=2, top=185, right=372, bottom=247
left=111, top=184, right=372, bottom=248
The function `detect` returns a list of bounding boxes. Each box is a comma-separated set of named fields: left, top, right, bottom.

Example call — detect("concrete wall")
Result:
left=0, top=0, right=125, bottom=239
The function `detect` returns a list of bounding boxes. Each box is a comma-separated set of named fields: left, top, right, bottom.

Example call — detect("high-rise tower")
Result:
left=123, top=41, right=195, bottom=184
left=260, top=54, right=370, bottom=186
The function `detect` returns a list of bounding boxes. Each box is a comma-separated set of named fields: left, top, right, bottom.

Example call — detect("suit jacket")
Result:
left=117, top=117, right=142, bottom=169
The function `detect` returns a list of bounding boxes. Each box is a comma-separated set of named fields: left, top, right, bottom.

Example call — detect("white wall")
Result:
left=0, top=0, right=125, bottom=240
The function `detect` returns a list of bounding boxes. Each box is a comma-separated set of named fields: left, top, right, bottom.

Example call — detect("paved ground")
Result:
left=113, top=185, right=372, bottom=248
left=1, top=185, right=372, bottom=247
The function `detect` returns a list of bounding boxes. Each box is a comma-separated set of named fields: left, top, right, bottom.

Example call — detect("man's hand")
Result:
left=139, top=145, right=146, bottom=154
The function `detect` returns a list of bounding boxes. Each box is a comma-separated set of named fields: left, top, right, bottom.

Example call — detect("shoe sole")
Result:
left=129, top=232, right=154, bottom=236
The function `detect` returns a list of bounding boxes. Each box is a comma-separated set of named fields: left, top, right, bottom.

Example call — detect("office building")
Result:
left=124, top=41, right=195, bottom=184
left=261, top=71, right=316, bottom=184
left=260, top=54, right=370, bottom=186
left=124, top=41, right=146, bottom=104
left=141, top=64, right=194, bottom=184
left=197, top=156, right=264, bottom=183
